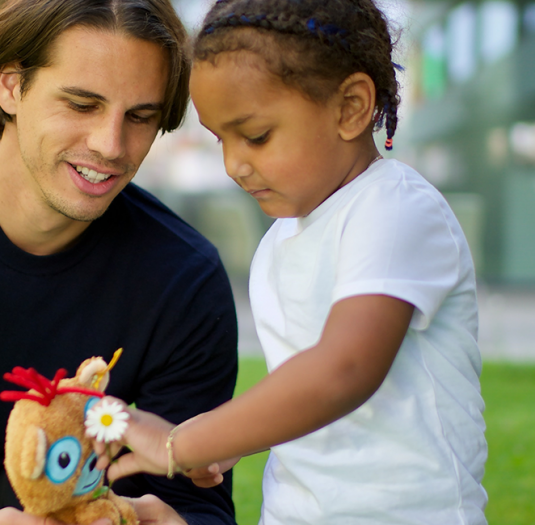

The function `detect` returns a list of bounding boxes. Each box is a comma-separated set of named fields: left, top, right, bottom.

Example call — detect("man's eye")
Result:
left=68, top=101, right=96, bottom=112
left=247, top=131, right=270, bottom=145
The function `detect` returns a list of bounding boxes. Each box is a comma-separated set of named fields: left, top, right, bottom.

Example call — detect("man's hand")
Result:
left=125, top=495, right=188, bottom=524
left=0, top=496, right=188, bottom=525
left=0, top=507, right=112, bottom=525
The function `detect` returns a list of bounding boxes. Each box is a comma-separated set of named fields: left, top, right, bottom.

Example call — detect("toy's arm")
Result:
left=0, top=506, right=111, bottom=525
left=0, top=496, right=188, bottom=525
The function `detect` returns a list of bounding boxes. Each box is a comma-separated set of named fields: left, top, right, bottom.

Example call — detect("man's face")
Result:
left=7, top=26, right=169, bottom=222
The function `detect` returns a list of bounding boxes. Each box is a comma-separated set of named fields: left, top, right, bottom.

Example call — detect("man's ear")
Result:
left=337, top=72, right=376, bottom=142
left=0, top=65, right=21, bottom=117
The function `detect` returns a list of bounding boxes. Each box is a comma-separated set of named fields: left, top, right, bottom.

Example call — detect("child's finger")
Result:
left=184, top=463, right=219, bottom=479
left=91, top=439, right=122, bottom=457
left=105, top=450, right=156, bottom=481
left=90, top=435, right=125, bottom=471
left=95, top=454, right=110, bottom=471
left=184, top=459, right=240, bottom=488
left=184, top=463, right=223, bottom=487
left=191, top=473, right=224, bottom=488
left=92, top=439, right=107, bottom=456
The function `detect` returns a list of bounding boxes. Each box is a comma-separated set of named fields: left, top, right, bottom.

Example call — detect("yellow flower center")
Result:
left=100, top=414, right=113, bottom=427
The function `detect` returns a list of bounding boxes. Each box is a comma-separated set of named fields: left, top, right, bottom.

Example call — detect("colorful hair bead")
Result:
left=385, top=138, right=393, bottom=151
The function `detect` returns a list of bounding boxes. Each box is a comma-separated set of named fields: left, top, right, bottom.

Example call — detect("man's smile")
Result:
left=73, top=165, right=114, bottom=184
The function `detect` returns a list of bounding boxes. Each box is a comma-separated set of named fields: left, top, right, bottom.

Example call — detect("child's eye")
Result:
left=128, top=113, right=153, bottom=124
left=246, top=131, right=270, bottom=146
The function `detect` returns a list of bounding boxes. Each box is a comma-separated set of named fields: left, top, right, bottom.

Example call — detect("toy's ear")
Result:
left=77, top=357, right=109, bottom=393
left=20, top=426, right=47, bottom=480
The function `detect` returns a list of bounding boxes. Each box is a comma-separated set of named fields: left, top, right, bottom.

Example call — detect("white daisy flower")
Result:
left=85, top=399, right=130, bottom=443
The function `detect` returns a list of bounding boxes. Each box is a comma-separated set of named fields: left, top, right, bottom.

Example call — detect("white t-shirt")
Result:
left=249, top=159, right=488, bottom=525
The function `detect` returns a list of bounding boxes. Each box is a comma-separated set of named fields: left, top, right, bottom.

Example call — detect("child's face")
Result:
left=190, top=52, right=362, bottom=218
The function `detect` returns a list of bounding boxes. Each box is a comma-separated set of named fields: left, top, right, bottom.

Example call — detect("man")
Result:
left=0, top=1, right=238, bottom=524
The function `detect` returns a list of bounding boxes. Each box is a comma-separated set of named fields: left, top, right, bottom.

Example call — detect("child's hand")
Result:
left=183, top=457, right=241, bottom=488
left=165, top=413, right=241, bottom=486
left=88, top=399, right=242, bottom=485
left=88, top=396, right=173, bottom=479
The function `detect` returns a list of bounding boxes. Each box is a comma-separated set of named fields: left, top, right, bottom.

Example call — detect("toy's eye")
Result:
left=45, top=437, right=81, bottom=484
left=84, top=397, right=100, bottom=418
left=73, top=451, right=103, bottom=496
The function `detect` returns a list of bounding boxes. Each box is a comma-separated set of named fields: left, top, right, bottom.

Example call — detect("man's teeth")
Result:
left=75, top=165, right=112, bottom=184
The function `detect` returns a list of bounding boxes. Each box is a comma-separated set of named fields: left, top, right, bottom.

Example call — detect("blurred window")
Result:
left=422, top=24, right=447, bottom=100
left=447, top=3, right=477, bottom=84
left=524, top=3, right=535, bottom=34
left=173, top=0, right=212, bottom=31
left=480, top=1, right=519, bottom=64
left=510, top=122, right=535, bottom=163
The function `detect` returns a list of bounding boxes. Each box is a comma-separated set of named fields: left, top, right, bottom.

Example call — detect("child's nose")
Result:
left=223, top=148, right=254, bottom=180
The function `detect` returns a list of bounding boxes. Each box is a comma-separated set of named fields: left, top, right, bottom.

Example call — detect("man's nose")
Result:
left=86, top=112, right=126, bottom=161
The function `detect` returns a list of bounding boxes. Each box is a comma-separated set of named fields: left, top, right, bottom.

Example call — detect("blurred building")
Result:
left=404, top=0, right=535, bottom=284
left=140, top=1, right=535, bottom=286
left=136, top=1, right=414, bottom=282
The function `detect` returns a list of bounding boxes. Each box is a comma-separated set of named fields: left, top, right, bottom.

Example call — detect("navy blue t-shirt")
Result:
left=0, top=183, right=238, bottom=524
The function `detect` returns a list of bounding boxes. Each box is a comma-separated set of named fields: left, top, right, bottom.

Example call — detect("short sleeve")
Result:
left=332, top=177, right=462, bottom=330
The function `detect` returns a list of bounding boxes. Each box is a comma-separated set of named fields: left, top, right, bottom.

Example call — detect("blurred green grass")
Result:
left=481, top=362, right=535, bottom=525
left=232, top=357, right=269, bottom=525
left=232, top=357, right=535, bottom=525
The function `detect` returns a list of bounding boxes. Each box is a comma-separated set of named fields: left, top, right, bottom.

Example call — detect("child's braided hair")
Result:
left=193, top=0, right=401, bottom=149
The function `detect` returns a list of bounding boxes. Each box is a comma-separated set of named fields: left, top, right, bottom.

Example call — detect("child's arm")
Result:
left=95, top=294, right=413, bottom=480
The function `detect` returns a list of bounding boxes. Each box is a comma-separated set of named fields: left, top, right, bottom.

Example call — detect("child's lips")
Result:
left=246, top=188, right=270, bottom=197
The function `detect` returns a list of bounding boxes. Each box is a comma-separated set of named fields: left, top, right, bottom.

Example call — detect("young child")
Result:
left=92, top=1, right=488, bottom=523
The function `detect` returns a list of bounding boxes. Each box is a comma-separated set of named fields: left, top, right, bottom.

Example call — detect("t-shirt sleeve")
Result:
left=332, top=178, right=462, bottom=330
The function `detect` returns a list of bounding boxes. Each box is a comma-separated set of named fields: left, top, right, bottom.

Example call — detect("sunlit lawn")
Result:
left=232, top=357, right=535, bottom=525
left=482, top=362, right=535, bottom=525
left=232, top=357, right=269, bottom=525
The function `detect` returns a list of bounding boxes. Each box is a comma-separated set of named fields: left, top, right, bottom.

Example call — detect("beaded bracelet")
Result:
left=166, top=425, right=183, bottom=479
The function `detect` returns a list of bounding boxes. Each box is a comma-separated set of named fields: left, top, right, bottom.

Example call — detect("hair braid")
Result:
left=194, top=0, right=402, bottom=149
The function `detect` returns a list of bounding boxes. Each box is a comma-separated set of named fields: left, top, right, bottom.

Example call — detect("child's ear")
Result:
left=336, top=72, right=376, bottom=142
left=0, top=65, right=21, bottom=117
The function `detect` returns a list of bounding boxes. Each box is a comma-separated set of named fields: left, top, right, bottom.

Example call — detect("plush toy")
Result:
left=1, top=351, right=138, bottom=525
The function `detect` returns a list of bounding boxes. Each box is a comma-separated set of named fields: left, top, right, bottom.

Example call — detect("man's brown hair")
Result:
left=0, top=0, right=190, bottom=137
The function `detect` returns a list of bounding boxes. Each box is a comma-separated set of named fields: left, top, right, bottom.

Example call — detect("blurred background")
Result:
left=136, top=0, right=535, bottom=362
left=135, top=2, right=534, bottom=522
